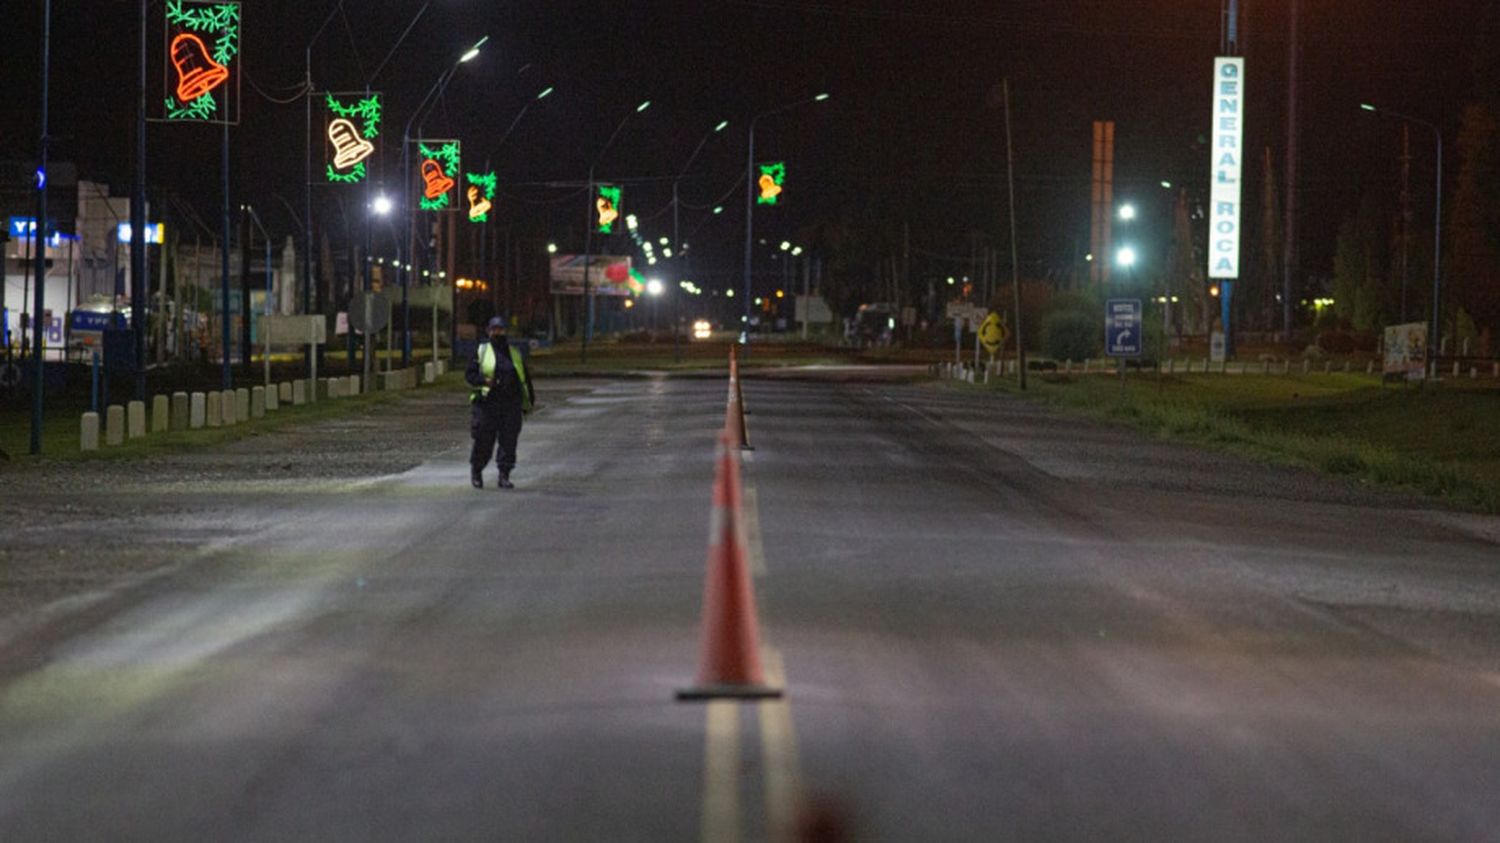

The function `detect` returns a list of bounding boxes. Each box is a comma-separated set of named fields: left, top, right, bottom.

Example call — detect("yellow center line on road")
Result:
left=702, top=701, right=742, bottom=843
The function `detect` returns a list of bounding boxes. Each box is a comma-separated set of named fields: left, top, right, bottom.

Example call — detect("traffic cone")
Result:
left=726, top=346, right=753, bottom=450
left=677, top=432, right=781, bottom=701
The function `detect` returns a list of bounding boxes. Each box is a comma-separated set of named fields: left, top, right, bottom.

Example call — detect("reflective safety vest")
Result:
left=472, top=342, right=532, bottom=410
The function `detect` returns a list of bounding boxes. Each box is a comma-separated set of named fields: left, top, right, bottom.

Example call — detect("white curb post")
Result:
left=293, top=380, right=307, bottom=405
left=151, top=395, right=169, bottom=433
left=252, top=386, right=266, bottom=418
left=81, top=412, right=100, bottom=451
left=222, top=390, right=237, bottom=426
left=171, top=392, right=189, bottom=431
left=106, top=405, right=125, bottom=445
left=207, top=392, right=222, bottom=428
left=127, top=401, right=146, bottom=439
left=278, top=382, right=292, bottom=404
left=235, top=388, right=250, bottom=422
left=191, top=392, right=207, bottom=429
left=266, top=384, right=279, bottom=411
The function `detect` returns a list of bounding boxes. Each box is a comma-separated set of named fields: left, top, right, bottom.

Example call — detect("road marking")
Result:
left=743, top=484, right=768, bottom=577
left=701, top=701, right=742, bottom=843
left=759, top=647, right=802, bottom=841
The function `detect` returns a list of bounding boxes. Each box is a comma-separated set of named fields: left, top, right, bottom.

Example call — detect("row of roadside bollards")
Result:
left=931, top=357, right=1500, bottom=380
left=78, top=360, right=449, bottom=452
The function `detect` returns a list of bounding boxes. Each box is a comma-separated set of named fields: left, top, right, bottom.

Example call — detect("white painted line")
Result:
left=759, top=647, right=802, bottom=841
left=702, top=700, right=742, bottom=843
left=743, top=484, right=768, bottom=578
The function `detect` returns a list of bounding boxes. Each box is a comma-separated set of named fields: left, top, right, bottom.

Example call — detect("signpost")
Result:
left=1106, top=298, right=1142, bottom=391
left=1383, top=322, right=1428, bottom=383
left=263, top=314, right=326, bottom=398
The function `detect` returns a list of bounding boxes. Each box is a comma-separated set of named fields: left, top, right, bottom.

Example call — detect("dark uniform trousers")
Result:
left=471, top=397, right=523, bottom=475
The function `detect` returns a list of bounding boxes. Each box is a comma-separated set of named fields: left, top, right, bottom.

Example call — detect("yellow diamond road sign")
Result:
left=979, top=312, right=1008, bottom=354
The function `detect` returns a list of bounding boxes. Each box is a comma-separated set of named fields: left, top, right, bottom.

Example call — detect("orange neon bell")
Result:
left=757, top=173, right=783, bottom=203
left=170, top=33, right=229, bottom=103
left=421, top=159, right=455, bottom=200
left=328, top=119, right=375, bottom=170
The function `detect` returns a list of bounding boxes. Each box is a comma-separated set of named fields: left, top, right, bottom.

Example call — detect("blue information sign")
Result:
left=1105, top=298, right=1143, bottom=358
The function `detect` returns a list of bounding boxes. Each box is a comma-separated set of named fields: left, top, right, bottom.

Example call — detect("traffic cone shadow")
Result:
left=677, top=432, right=781, bottom=701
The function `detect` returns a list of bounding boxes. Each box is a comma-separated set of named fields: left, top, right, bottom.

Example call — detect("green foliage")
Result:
left=166, top=0, right=240, bottom=64
left=417, top=142, right=461, bottom=176
left=327, top=163, right=365, bottom=184
left=165, top=95, right=216, bottom=121
left=466, top=172, right=497, bottom=198
left=1041, top=310, right=1099, bottom=361
left=326, top=94, right=382, bottom=139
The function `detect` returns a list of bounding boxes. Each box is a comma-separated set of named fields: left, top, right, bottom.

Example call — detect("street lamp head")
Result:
left=546, top=242, right=558, bottom=254
left=779, top=241, right=791, bottom=251
left=537, top=86, right=555, bottom=100
left=814, top=93, right=831, bottom=102
left=372, top=195, right=394, bottom=215
left=1360, top=103, right=1377, bottom=112
left=458, top=36, right=489, bottom=63
left=1118, top=204, right=1137, bottom=221
left=646, top=278, right=664, bottom=297
left=636, top=100, right=652, bottom=113
left=714, top=120, right=730, bottom=132
left=1116, top=246, right=1138, bottom=268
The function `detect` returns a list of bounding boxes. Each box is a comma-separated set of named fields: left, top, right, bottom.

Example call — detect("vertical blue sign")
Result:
left=1106, top=298, right=1143, bottom=358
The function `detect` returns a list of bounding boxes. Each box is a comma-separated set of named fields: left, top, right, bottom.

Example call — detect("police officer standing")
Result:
left=466, top=316, right=534, bottom=489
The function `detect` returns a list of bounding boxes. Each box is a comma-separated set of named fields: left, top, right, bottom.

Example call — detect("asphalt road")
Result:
left=1, top=369, right=1498, bottom=841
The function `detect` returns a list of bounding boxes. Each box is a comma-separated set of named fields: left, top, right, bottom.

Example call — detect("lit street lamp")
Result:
left=1361, top=102, right=1443, bottom=377
left=672, top=118, right=728, bottom=361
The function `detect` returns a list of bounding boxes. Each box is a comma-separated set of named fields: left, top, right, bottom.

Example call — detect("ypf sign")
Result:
left=1209, top=57, right=1244, bottom=280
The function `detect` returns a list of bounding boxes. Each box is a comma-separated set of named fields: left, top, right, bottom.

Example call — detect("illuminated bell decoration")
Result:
left=467, top=186, right=492, bottom=221
left=328, top=119, right=375, bottom=170
left=758, top=173, right=783, bottom=203
left=596, top=196, right=619, bottom=230
left=170, top=33, right=229, bottom=103
left=421, top=159, right=455, bottom=200
left=604, top=263, right=629, bottom=284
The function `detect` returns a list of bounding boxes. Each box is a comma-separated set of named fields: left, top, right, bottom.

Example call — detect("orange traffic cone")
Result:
left=726, top=346, right=753, bottom=451
left=677, top=432, right=781, bottom=700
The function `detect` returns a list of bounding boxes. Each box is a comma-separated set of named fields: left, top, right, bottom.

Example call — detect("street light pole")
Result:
left=30, top=0, right=50, bottom=455
left=673, top=119, right=729, bottom=363
left=1362, top=103, right=1443, bottom=377
left=742, top=94, right=829, bottom=347
left=399, top=36, right=487, bottom=367
left=132, top=0, right=147, bottom=401
left=581, top=99, right=651, bottom=364
left=304, top=1, right=345, bottom=384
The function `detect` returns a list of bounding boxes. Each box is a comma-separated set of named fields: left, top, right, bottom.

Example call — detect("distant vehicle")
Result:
left=692, top=319, right=713, bottom=341
left=853, top=302, right=896, bottom=346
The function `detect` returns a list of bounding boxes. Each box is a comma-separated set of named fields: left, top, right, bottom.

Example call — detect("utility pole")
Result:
left=132, top=0, right=148, bottom=400
left=30, top=0, right=51, bottom=455
left=1399, top=123, right=1412, bottom=323
left=1004, top=78, right=1026, bottom=390
left=1281, top=0, right=1301, bottom=338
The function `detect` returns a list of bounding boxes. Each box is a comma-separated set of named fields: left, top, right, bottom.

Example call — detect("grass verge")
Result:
left=969, top=371, right=1500, bottom=513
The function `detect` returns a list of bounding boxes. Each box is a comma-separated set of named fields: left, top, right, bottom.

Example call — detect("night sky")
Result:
left=3, top=0, right=1488, bottom=298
